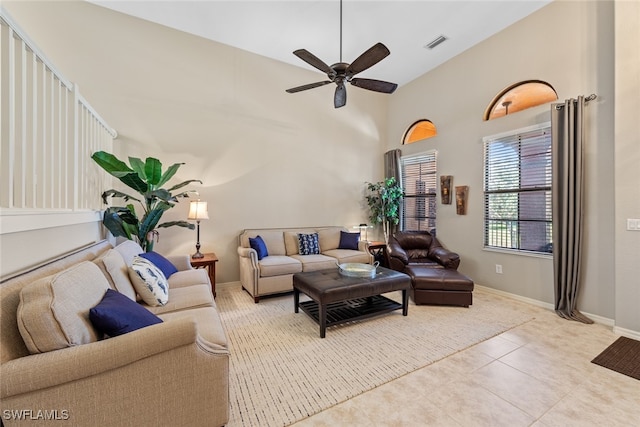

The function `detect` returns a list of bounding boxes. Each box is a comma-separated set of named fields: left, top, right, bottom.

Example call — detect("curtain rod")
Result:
left=554, top=94, right=597, bottom=110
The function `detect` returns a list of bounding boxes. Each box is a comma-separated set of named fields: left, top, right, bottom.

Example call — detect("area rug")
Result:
left=216, top=284, right=536, bottom=427
left=591, top=336, right=640, bottom=380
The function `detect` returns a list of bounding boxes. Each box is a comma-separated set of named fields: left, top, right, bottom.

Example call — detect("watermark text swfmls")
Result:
left=2, top=409, right=70, bottom=421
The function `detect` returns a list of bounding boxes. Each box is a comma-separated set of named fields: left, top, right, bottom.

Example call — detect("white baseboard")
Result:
left=217, top=281, right=242, bottom=290
left=475, top=284, right=554, bottom=311
left=475, top=284, right=616, bottom=328
left=613, top=326, right=640, bottom=341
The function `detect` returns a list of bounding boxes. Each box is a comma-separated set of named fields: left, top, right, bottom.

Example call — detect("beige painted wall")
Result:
left=0, top=221, right=105, bottom=277
left=1, top=1, right=388, bottom=282
left=387, top=0, right=616, bottom=319
left=614, top=0, right=640, bottom=334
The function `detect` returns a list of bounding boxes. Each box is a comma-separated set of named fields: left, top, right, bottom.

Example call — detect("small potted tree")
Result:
left=365, top=177, right=404, bottom=243
left=92, top=151, right=201, bottom=252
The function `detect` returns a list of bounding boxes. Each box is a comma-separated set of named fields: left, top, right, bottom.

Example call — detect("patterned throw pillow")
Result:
left=298, top=233, right=320, bottom=255
left=128, top=256, right=169, bottom=306
left=139, top=251, right=178, bottom=278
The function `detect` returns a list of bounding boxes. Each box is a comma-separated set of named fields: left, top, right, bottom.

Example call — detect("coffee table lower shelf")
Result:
left=298, top=295, right=403, bottom=336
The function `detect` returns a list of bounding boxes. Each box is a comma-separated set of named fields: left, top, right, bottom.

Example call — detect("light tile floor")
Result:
left=292, top=298, right=640, bottom=426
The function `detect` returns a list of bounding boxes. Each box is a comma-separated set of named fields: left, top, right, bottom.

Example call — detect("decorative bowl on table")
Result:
left=337, top=261, right=380, bottom=279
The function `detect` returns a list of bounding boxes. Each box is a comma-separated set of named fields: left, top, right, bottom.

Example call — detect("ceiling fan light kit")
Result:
left=285, top=0, right=397, bottom=108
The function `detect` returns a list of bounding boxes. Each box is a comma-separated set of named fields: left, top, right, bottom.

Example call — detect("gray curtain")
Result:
left=551, top=96, right=593, bottom=324
left=384, top=149, right=402, bottom=232
left=384, top=149, right=401, bottom=184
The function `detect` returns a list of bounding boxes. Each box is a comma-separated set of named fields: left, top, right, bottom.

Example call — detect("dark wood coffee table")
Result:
left=293, top=267, right=411, bottom=338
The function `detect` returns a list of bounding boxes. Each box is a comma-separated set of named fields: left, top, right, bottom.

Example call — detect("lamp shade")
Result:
left=188, top=201, right=209, bottom=220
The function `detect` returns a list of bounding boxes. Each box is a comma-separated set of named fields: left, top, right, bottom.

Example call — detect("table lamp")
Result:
left=188, top=200, right=209, bottom=259
left=352, top=223, right=373, bottom=242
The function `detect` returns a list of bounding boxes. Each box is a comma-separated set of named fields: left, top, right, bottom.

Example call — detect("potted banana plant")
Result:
left=91, top=151, right=201, bottom=252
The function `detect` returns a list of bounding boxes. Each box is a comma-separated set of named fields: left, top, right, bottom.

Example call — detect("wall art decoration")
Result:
left=440, top=175, right=452, bottom=204
left=455, top=186, right=469, bottom=215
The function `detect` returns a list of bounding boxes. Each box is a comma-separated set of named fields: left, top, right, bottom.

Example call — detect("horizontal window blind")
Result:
left=401, top=151, right=437, bottom=232
left=483, top=124, right=552, bottom=253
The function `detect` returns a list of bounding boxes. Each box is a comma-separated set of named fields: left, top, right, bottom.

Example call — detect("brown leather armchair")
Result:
left=386, top=230, right=473, bottom=307
left=387, top=230, right=460, bottom=272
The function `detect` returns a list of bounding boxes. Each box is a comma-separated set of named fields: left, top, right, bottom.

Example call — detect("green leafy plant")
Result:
left=365, top=177, right=404, bottom=242
left=91, top=151, right=202, bottom=252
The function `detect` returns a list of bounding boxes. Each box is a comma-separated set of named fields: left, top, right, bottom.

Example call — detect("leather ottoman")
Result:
left=293, top=267, right=411, bottom=337
left=404, top=266, right=474, bottom=307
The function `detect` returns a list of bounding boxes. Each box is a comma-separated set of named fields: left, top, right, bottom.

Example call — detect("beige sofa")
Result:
left=0, top=240, right=229, bottom=427
left=238, top=226, right=373, bottom=302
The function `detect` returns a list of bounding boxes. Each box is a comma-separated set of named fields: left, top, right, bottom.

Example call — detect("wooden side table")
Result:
left=367, top=241, right=388, bottom=268
left=190, top=252, right=219, bottom=297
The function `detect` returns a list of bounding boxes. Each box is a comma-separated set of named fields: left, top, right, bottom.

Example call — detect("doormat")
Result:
left=591, top=336, right=640, bottom=380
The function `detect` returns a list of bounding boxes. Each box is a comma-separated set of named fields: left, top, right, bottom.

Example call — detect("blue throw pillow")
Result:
left=338, top=231, right=360, bottom=250
left=90, top=289, right=162, bottom=337
left=139, top=251, right=178, bottom=278
left=298, top=233, right=320, bottom=255
left=249, top=235, right=269, bottom=260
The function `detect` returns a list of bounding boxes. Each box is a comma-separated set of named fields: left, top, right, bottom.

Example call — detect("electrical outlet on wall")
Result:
left=495, top=264, right=503, bottom=274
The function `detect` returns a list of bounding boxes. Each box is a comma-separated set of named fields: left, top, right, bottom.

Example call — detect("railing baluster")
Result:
left=1, top=11, right=116, bottom=231
left=1, top=23, right=15, bottom=208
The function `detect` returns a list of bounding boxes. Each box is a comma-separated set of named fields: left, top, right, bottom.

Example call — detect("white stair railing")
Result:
left=0, top=8, right=117, bottom=234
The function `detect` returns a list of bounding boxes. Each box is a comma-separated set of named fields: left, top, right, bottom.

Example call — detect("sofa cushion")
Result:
left=258, top=256, right=302, bottom=277
left=98, top=249, right=137, bottom=301
left=407, top=249, right=430, bottom=260
left=139, top=251, right=178, bottom=278
left=284, top=231, right=301, bottom=255
left=249, top=235, right=269, bottom=260
left=254, top=231, right=286, bottom=256
left=114, top=240, right=144, bottom=266
left=17, top=261, right=110, bottom=354
left=290, top=254, right=337, bottom=272
left=145, top=284, right=214, bottom=315
left=323, top=249, right=371, bottom=264
left=317, top=227, right=342, bottom=251
left=158, top=306, right=227, bottom=349
left=90, top=289, right=163, bottom=337
left=167, top=269, right=210, bottom=289
left=338, top=231, right=360, bottom=250
left=128, top=256, right=169, bottom=306
left=298, top=233, right=320, bottom=255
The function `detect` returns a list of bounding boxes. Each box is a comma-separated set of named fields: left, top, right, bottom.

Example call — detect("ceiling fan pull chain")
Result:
left=339, top=0, right=343, bottom=63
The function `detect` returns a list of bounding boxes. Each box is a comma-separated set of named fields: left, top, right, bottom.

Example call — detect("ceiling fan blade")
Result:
left=350, top=78, right=398, bottom=94
left=293, top=49, right=333, bottom=75
left=334, top=83, right=347, bottom=108
left=286, top=81, right=332, bottom=93
left=346, top=42, right=391, bottom=76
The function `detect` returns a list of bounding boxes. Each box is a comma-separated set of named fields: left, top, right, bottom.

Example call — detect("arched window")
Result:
left=483, top=80, right=558, bottom=121
left=403, top=119, right=437, bottom=144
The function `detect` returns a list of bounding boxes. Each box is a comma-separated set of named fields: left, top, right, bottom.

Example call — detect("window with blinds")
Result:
left=401, top=151, right=437, bottom=231
left=483, top=123, right=552, bottom=254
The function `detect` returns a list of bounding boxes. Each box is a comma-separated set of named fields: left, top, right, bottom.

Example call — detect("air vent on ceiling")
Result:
left=425, top=35, right=448, bottom=50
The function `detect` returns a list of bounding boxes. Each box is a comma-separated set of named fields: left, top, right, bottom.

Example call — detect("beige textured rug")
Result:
left=216, top=283, right=536, bottom=427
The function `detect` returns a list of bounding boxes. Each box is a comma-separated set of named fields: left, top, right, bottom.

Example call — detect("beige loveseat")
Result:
left=0, top=240, right=229, bottom=427
left=238, top=226, right=373, bottom=302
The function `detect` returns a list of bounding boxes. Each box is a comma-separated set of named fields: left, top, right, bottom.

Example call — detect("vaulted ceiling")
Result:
left=90, top=0, right=551, bottom=87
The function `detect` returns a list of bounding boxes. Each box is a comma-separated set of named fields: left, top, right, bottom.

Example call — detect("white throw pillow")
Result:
left=128, top=256, right=169, bottom=306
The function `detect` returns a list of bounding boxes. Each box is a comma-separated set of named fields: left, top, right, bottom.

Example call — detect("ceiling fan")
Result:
left=285, top=0, right=398, bottom=108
